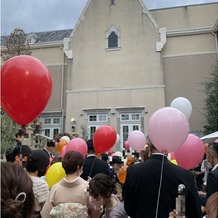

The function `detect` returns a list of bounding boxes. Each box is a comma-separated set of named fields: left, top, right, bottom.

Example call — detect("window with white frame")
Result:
left=117, top=110, right=144, bottom=151
left=88, top=114, right=107, bottom=122
left=87, top=114, right=108, bottom=139
left=106, top=24, right=120, bottom=50
left=41, top=117, right=61, bottom=138
left=120, top=113, right=140, bottom=121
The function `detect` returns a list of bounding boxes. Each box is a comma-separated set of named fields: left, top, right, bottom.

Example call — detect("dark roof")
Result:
left=1, top=29, right=73, bottom=46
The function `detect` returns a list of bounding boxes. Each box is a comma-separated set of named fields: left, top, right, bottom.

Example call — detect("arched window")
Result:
left=108, top=31, right=118, bottom=48
left=106, top=24, right=120, bottom=50
left=111, top=0, right=115, bottom=5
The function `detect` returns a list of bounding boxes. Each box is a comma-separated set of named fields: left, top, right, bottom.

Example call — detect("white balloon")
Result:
left=61, top=136, right=70, bottom=143
left=170, top=97, right=192, bottom=119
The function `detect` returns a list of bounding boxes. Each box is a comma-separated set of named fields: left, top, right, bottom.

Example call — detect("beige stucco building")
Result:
left=1, top=0, right=218, bottom=150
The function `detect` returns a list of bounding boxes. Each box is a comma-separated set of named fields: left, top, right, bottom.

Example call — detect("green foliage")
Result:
left=202, top=62, right=218, bottom=134
left=0, top=109, right=20, bottom=154
left=1, top=28, right=31, bottom=61
left=80, top=124, right=88, bottom=141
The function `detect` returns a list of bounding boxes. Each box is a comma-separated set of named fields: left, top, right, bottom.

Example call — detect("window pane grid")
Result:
left=44, top=118, right=51, bottom=124
left=89, top=115, right=97, bottom=122
left=121, top=114, right=129, bottom=121
left=88, top=114, right=107, bottom=122
left=53, top=118, right=60, bottom=124
left=132, top=113, right=140, bottom=120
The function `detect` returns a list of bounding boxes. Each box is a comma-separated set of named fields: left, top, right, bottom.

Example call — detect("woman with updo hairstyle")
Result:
left=1, top=162, right=35, bottom=218
left=88, top=173, right=128, bottom=218
left=41, top=151, right=89, bottom=218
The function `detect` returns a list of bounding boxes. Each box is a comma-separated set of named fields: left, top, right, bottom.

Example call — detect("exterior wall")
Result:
left=65, top=0, right=166, bottom=148
left=66, top=87, right=165, bottom=130
left=150, top=3, right=218, bottom=131
left=163, top=53, right=216, bottom=130
left=30, top=45, right=67, bottom=119
left=150, top=3, right=218, bottom=30
left=65, top=1, right=217, bottom=147
left=31, top=45, right=69, bottom=136
left=70, top=0, right=163, bottom=90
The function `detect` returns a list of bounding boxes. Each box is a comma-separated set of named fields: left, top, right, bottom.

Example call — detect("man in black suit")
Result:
left=124, top=137, right=202, bottom=218
left=199, top=142, right=218, bottom=207
left=81, top=139, right=110, bottom=180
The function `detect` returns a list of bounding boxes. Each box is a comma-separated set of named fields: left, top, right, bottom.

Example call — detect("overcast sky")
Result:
left=1, top=0, right=217, bottom=36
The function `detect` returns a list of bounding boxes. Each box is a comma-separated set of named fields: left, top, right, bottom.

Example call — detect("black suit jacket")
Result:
left=81, top=155, right=110, bottom=180
left=201, top=166, right=218, bottom=206
left=124, top=154, right=202, bottom=218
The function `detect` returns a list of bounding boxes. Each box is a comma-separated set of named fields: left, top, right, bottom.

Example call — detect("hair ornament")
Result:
left=15, top=192, right=26, bottom=203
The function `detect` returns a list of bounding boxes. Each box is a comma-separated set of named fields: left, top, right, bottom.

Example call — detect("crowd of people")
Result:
left=1, top=130, right=218, bottom=218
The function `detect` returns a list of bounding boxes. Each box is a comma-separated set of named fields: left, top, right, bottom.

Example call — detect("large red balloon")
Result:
left=1, top=55, right=52, bottom=127
left=93, top=126, right=117, bottom=154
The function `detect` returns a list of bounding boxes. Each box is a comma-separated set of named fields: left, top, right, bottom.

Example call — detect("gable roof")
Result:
left=70, top=0, right=159, bottom=38
left=1, top=29, right=72, bottom=46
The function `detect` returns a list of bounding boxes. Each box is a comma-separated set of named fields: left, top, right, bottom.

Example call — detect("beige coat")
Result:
left=41, top=177, right=89, bottom=218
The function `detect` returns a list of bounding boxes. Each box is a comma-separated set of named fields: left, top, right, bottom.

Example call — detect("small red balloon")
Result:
left=93, top=126, right=117, bottom=154
left=1, top=55, right=52, bottom=126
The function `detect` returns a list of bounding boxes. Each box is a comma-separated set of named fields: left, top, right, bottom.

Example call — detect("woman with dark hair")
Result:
left=41, top=151, right=89, bottom=218
left=1, top=162, right=35, bottom=218
left=89, top=173, right=128, bottom=218
left=26, top=150, right=50, bottom=217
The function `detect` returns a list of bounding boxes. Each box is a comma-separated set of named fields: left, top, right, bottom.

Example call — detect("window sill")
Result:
left=105, top=47, right=121, bottom=52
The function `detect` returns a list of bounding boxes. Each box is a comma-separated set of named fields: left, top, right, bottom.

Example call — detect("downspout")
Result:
left=60, top=45, right=65, bottom=133
left=212, top=32, right=218, bottom=60
left=61, top=38, right=73, bottom=132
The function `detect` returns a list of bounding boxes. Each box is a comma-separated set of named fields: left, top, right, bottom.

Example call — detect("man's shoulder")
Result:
left=127, top=162, right=145, bottom=171
left=209, top=167, right=218, bottom=177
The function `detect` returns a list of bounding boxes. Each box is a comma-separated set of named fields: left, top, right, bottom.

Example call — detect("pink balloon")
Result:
left=127, top=130, right=146, bottom=152
left=60, top=145, right=67, bottom=158
left=124, top=141, right=130, bottom=150
left=174, top=134, right=205, bottom=170
left=65, top=138, right=88, bottom=157
left=108, top=149, right=114, bottom=156
left=148, top=107, right=190, bottom=153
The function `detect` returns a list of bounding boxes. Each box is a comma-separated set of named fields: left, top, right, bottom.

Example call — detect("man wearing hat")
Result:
left=81, top=139, right=110, bottom=181
left=43, top=140, right=55, bottom=158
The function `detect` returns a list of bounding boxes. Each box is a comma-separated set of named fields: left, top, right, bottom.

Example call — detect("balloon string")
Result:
left=21, top=125, right=26, bottom=132
left=155, top=154, right=165, bottom=218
